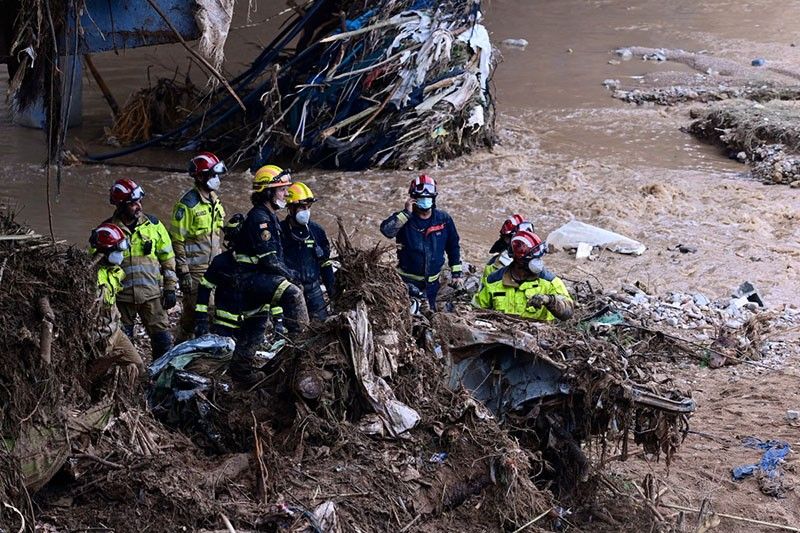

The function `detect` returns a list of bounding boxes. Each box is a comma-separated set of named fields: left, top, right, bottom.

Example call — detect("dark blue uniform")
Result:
left=235, top=205, right=296, bottom=279
left=280, top=219, right=335, bottom=320
left=194, top=250, right=274, bottom=361
left=380, top=208, right=462, bottom=309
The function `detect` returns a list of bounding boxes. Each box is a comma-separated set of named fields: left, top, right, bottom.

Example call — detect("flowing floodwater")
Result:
left=0, top=0, right=798, bottom=303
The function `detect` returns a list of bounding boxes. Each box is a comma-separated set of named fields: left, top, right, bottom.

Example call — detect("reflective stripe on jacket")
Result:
left=234, top=204, right=296, bottom=280
left=96, top=264, right=125, bottom=339
left=473, top=266, right=572, bottom=322
left=480, top=251, right=512, bottom=288
left=279, top=218, right=335, bottom=293
left=170, top=188, right=225, bottom=274
left=107, top=212, right=177, bottom=304
left=196, top=251, right=284, bottom=329
left=379, top=208, right=462, bottom=281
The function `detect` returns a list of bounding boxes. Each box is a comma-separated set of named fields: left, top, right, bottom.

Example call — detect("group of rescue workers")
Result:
left=88, top=152, right=574, bottom=390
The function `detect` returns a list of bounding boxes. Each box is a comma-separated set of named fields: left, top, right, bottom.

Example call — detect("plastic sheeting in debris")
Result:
left=546, top=220, right=646, bottom=255
left=732, top=437, right=792, bottom=481
left=194, top=0, right=235, bottom=72
left=344, top=301, right=420, bottom=437
left=149, top=334, right=235, bottom=378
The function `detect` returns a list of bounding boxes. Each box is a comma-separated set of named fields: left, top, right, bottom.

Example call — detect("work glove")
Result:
left=449, top=276, right=464, bottom=289
left=528, top=294, right=554, bottom=309
left=273, top=316, right=287, bottom=336
left=194, top=316, right=209, bottom=337
left=179, top=272, right=193, bottom=294
left=162, top=290, right=177, bottom=310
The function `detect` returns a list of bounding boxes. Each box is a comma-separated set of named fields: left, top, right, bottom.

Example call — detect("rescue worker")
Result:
left=194, top=215, right=285, bottom=387
left=481, top=214, right=534, bottom=286
left=229, top=165, right=310, bottom=384
left=170, top=152, right=226, bottom=342
left=380, top=175, right=462, bottom=310
left=89, top=223, right=144, bottom=391
left=280, top=182, right=335, bottom=320
left=106, top=178, right=177, bottom=358
left=474, top=230, right=574, bottom=321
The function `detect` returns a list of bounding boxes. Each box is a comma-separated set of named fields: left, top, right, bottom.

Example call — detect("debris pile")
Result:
left=0, top=213, right=698, bottom=531
left=593, top=282, right=800, bottom=368
left=606, top=47, right=800, bottom=106
left=107, top=77, right=201, bottom=145
left=688, top=100, right=800, bottom=185
left=88, top=0, right=498, bottom=171
left=0, top=210, right=98, bottom=525
left=236, top=0, right=497, bottom=169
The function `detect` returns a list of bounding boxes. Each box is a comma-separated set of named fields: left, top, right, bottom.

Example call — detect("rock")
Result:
left=602, top=79, right=621, bottom=90
left=643, top=51, right=667, bottom=62
left=502, top=38, right=529, bottom=48
left=666, top=317, right=679, bottom=327
left=787, top=410, right=800, bottom=421
left=736, top=151, right=747, bottom=162
left=616, top=48, right=633, bottom=60
left=608, top=59, right=621, bottom=65
left=678, top=244, right=697, bottom=254
left=693, top=293, right=710, bottom=307
left=790, top=180, right=800, bottom=188
left=751, top=58, right=766, bottom=67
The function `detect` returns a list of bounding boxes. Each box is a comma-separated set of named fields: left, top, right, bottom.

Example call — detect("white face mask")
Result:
left=108, top=250, right=125, bottom=265
left=415, top=197, right=433, bottom=210
left=528, top=258, right=544, bottom=274
left=273, top=198, right=287, bottom=209
left=295, top=209, right=311, bottom=225
left=206, top=176, right=221, bottom=191
left=498, top=250, right=513, bottom=266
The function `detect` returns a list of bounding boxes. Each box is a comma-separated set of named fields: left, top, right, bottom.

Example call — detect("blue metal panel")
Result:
left=78, top=0, right=201, bottom=54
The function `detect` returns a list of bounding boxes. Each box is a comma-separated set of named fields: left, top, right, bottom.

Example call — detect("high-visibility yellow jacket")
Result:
left=170, top=188, right=225, bottom=275
left=473, top=266, right=573, bottom=322
left=106, top=212, right=177, bottom=304
left=96, top=263, right=125, bottom=339
left=480, top=250, right=512, bottom=288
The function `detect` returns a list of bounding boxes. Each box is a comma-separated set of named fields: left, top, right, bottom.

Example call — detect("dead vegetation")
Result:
left=106, top=76, right=201, bottom=146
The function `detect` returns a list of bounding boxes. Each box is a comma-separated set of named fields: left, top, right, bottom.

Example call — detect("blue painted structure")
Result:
left=78, top=0, right=201, bottom=53
left=12, top=0, right=200, bottom=129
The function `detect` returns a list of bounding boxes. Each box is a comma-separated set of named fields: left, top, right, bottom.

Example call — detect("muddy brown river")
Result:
left=1, top=0, right=798, bottom=305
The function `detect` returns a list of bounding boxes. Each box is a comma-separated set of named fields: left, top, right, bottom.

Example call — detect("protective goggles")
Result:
left=273, top=167, right=292, bottom=183
left=129, top=186, right=144, bottom=202
left=410, top=181, right=436, bottom=197
left=525, top=244, right=546, bottom=260
left=211, top=161, right=227, bottom=175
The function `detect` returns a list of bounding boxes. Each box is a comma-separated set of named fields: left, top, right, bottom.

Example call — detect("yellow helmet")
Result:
left=252, top=165, right=292, bottom=193
left=286, top=182, right=316, bottom=205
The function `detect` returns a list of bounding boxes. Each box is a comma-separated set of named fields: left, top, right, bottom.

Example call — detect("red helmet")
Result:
left=500, top=214, right=524, bottom=236
left=500, top=214, right=535, bottom=236
left=408, top=174, right=437, bottom=198
left=189, top=152, right=227, bottom=178
left=109, top=178, right=144, bottom=206
left=510, top=230, right=546, bottom=260
left=90, top=223, right=129, bottom=252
